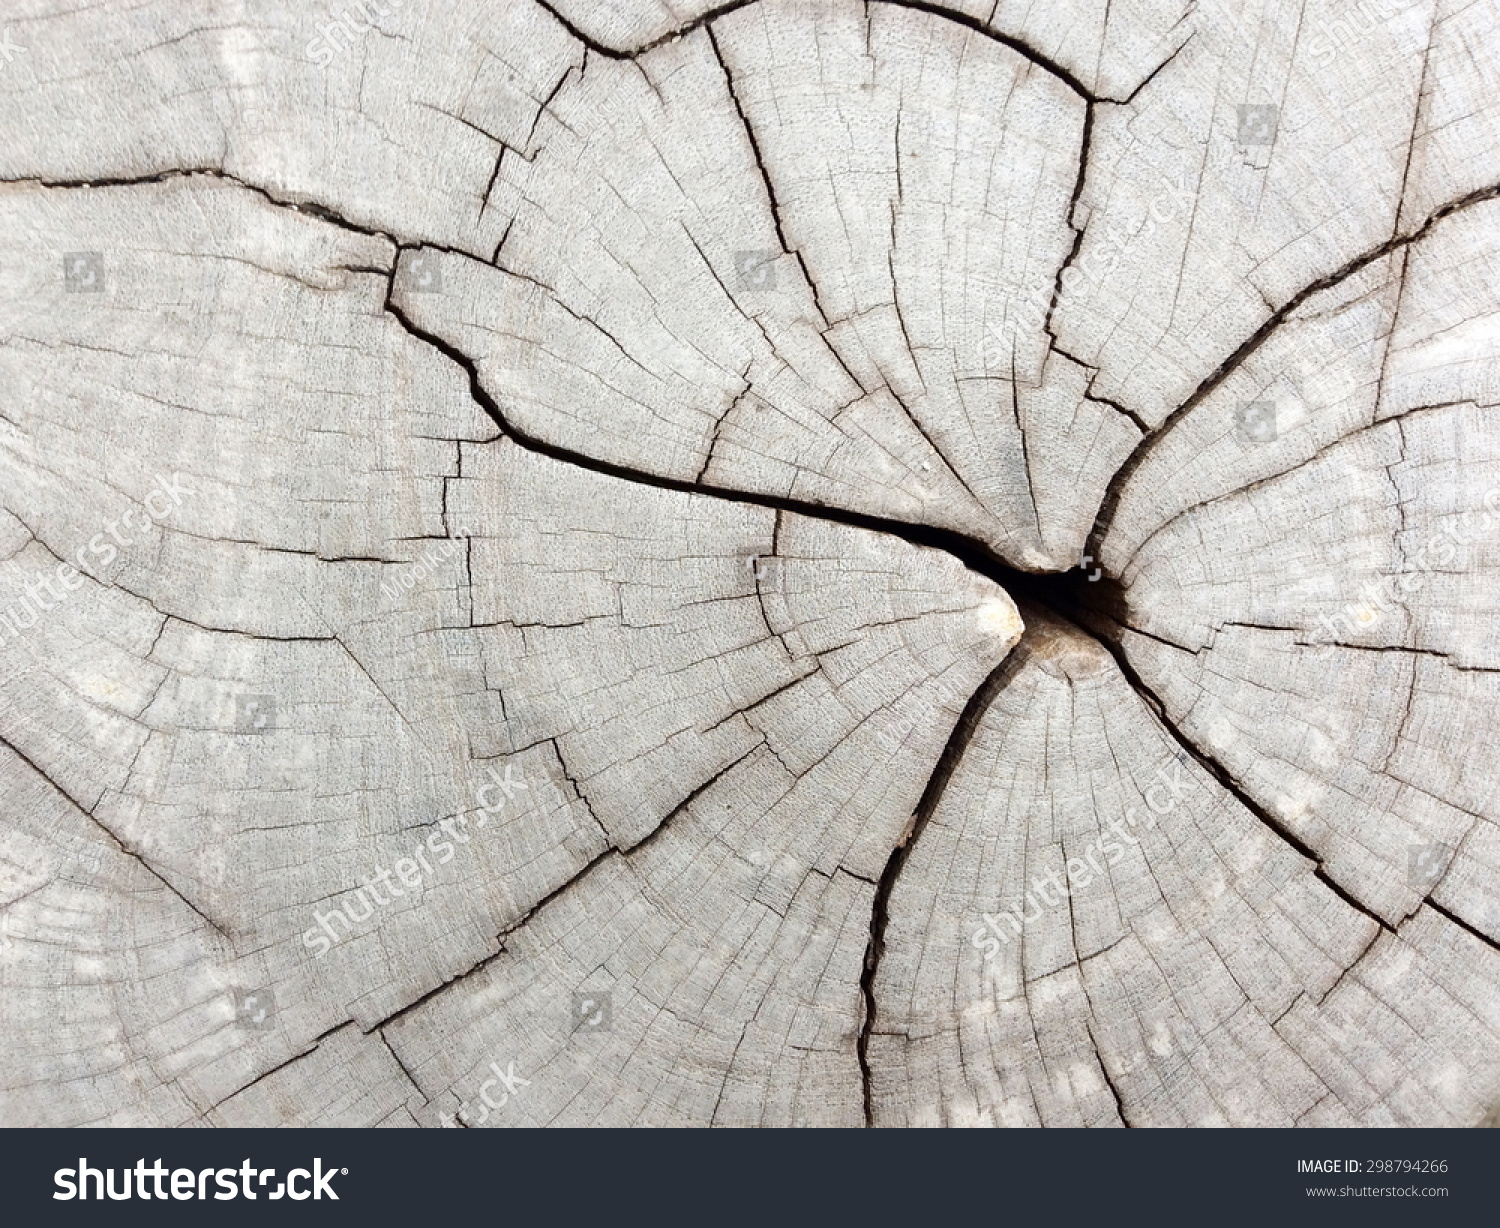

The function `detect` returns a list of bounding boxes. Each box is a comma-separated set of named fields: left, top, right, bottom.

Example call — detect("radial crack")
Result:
left=856, top=631, right=1038, bottom=1125
left=0, top=733, right=232, bottom=940
left=1090, top=177, right=1500, bottom=559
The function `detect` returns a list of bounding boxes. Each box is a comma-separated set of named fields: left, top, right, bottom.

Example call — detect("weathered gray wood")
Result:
left=394, top=0, right=1140, bottom=571
left=2, top=0, right=1498, bottom=1129
left=870, top=612, right=1500, bottom=1126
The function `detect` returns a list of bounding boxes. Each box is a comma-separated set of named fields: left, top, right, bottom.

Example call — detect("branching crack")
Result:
left=531, top=0, right=1097, bottom=102
left=0, top=166, right=488, bottom=265
left=206, top=1021, right=351, bottom=1115
left=1084, top=612, right=1399, bottom=935
left=1090, top=177, right=1500, bottom=560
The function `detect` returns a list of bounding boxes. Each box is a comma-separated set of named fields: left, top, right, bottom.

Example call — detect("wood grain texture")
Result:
left=1, top=0, right=1497, bottom=1128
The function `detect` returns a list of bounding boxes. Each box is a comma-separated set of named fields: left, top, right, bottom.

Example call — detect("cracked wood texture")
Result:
left=0, top=0, right=1497, bottom=1129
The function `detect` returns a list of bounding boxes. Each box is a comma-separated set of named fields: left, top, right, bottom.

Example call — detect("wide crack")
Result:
left=382, top=270, right=1140, bottom=1124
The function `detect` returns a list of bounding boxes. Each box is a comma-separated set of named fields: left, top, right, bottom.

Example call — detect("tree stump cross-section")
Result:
left=0, top=0, right=1498, bottom=1128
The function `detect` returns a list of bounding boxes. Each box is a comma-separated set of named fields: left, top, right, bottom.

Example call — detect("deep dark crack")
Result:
left=1088, top=178, right=1500, bottom=564
left=854, top=627, right=1043, bottom=1125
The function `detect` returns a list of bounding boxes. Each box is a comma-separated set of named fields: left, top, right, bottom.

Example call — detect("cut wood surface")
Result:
left=0, top=0, right=1497, bottom=1127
